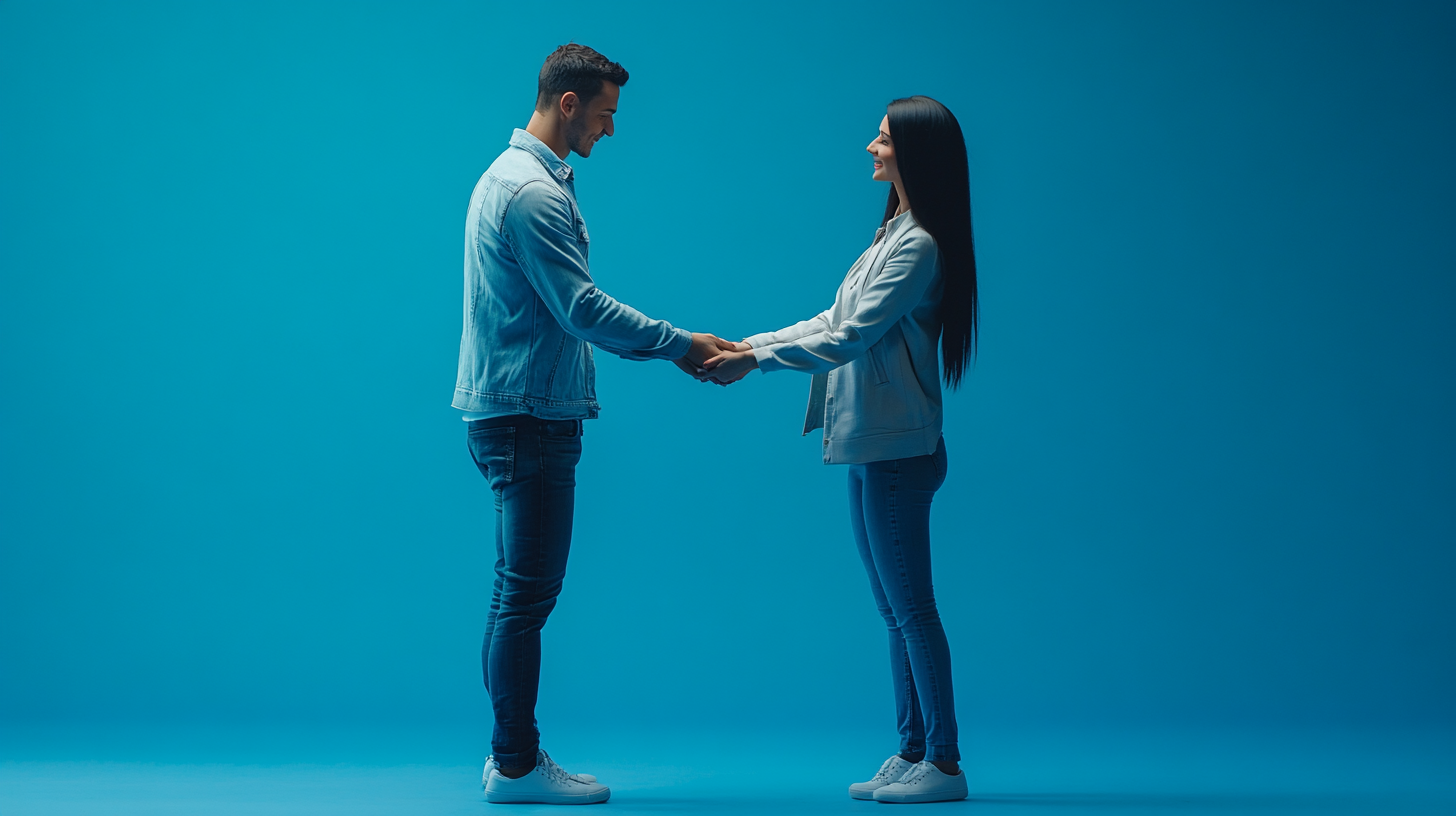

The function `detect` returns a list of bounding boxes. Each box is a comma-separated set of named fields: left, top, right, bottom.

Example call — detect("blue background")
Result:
left=2, top=1, right=1453, bottom=813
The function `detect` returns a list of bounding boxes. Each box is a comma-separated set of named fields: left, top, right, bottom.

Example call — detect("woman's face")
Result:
left=867, top=115, right=899, bottom=184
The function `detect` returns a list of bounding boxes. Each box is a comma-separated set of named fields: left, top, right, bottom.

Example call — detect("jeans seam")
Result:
left=889, top=470, right=922, bottom=751
left=505, top=432, right=515, bottom=484
left=903, top=649, right=920, bottom=751
left=527, top=430, right=546, bottom=761
left=889, top=468, right=921, bottom=748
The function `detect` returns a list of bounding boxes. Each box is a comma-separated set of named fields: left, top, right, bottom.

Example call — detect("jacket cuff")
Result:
left=752, top=344, right=783, bottom=373
left=665, top=328, right=693, bottom=360
left=743, top=332, right=775, bottom=349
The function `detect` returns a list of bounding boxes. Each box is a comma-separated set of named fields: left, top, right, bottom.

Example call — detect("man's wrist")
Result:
left=668, top=328, right=693, bottom=360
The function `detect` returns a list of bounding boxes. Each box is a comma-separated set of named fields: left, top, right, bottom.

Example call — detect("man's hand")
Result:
left=685, top=333, right=738, bottom=365
left=699, top=348, right=759, bottom=385
left=674, top=333, right=740, bottom=381
left=672, top=357, right=703, bottom=377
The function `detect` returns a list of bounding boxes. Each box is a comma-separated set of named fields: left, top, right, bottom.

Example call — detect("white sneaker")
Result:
left=483, top=755, right=595, bottom=789
left=848, top=755, right=917, bottom=800
left=483, top=750, right=610, bottom=805
left=872, top=760, right=968, bottom=803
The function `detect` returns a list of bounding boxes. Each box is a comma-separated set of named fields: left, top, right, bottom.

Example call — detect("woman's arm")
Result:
left=703, top=233, right=939, bottom=383
left=736, top=246, right=875, bottom=349
left=741, top=309, right=833, bottom=349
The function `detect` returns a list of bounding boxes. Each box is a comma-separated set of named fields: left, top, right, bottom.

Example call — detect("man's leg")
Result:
left=483, top=418, right=582, bottom=772
left=469, top=425, right=510, bottom=698
left=482, top=483, right=508, bottom=697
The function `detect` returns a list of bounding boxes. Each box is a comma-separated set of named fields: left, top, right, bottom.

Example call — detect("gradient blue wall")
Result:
left=2, top=0, right=1452, bottom=742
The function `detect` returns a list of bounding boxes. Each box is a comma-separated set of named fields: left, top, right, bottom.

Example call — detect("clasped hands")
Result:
left=672, top=333, right=758, bottom=385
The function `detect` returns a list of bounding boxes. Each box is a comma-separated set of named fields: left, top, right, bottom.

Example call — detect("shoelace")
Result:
left=536, top=751, right=578, bottom=786
left=898, top=762, right=934, bottom=786
left=872, top=757, right=907, bottom=783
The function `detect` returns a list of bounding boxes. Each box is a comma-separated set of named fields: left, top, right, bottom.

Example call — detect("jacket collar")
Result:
left=875, top=208, right=920, bottom=243
left=510, top=128, right=575, bottom=182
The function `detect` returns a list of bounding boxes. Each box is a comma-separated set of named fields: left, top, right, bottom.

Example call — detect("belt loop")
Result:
left=575, top=419, right=583, bottom=438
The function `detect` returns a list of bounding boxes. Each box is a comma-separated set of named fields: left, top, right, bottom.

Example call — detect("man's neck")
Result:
left=525, top=111, right=570, bottom=160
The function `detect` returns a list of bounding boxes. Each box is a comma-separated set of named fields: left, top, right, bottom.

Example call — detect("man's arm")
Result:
left=502, top=181, right=691, bottom=361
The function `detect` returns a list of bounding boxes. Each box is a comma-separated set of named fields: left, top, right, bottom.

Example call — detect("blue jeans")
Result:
left=467, top=414, right=583, bottom=770
left=848, top=436, right=959, bottom=762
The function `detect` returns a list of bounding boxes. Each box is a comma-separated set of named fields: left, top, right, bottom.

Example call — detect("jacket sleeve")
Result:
left=742, top=308, right=833, bottom=349
left=752, top=232, right=939, bottom=375
left=502, top=181, right=692, bottom=361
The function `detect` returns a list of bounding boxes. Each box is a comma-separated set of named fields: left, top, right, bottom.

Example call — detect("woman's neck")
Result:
left=894, top=182, right=910, bottom=216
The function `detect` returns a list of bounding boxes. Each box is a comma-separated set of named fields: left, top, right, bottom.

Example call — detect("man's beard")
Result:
left=564, top=117, right=595, bottom=155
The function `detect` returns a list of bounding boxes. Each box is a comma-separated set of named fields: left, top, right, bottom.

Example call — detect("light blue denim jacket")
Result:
left=745, top=210, right=944, bottom=464
left=452, top=130, right=692, bottom=419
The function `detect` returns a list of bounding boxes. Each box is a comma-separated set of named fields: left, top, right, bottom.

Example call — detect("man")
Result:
left=452, top=44, right=729, bottom=805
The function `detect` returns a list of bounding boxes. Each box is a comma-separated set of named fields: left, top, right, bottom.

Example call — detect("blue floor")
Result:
left=2, top=725, right=1452, bottom=815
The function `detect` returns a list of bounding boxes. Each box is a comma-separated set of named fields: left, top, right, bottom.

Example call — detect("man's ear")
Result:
left=558, top=91, right=579, bottom=119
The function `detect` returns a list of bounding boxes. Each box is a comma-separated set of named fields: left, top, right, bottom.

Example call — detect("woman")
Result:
left=702, top=95, right=978, bottom=804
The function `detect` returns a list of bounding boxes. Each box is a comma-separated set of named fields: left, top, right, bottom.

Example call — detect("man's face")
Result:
left=563, top=81, right=619, bottom=158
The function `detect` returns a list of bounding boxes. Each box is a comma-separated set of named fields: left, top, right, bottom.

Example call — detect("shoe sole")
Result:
left=873, top=790, right=968, bottom=804
left=485, top=789, right=611, bottom=805
left=849, top=787, right=878, bottom=800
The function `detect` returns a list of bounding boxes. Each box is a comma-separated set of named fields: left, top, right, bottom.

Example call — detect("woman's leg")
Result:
left=849, top=463, right=926, bottom=760
left=857, top=439, right=958, bottom=764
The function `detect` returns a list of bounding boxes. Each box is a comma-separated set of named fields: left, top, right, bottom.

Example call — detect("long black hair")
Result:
left=881, top=95, right=978, bottom=388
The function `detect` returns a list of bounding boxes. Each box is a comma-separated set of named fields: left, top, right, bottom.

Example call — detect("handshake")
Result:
left=672, top=333, right=759, bottom=386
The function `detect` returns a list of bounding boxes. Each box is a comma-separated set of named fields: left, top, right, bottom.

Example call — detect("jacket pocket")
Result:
left=543, top=335, right=567, bottom=395
left=575, top=216, right=590, bottom=259
left=868, top=342, right=891, bottom=386
left=584, top=343, right=596, bottom=397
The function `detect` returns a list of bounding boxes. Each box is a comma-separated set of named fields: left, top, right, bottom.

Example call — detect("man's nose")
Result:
left=604, top=118, right=614, bottom=137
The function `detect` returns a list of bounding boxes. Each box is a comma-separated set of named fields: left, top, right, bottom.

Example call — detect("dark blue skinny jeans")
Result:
left=467, top=414, right=583, bottom=770
left=848, top=436, right=959, bottom=762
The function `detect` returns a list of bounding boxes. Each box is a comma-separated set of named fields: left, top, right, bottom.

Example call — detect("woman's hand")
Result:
left=700, top=349, right=758, bottom=385
left=672, top=334, right=747, bottom=382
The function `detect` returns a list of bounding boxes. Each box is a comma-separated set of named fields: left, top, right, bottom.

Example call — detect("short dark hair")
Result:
left=536, top=44, right=628, bottom=112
